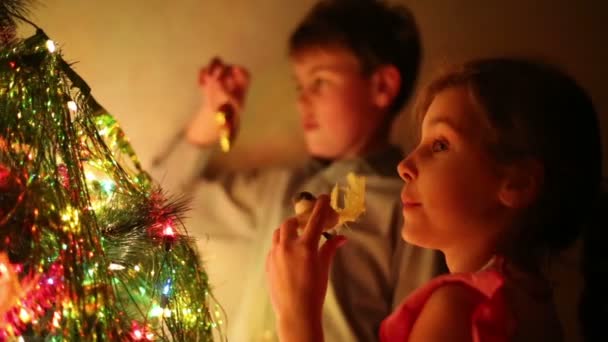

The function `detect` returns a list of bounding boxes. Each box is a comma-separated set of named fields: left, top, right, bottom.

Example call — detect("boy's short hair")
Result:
left=289, top=0, right=421, bottom=117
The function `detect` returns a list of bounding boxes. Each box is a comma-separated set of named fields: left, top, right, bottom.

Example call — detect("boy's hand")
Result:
left=266, top=195, right=346, bottom=342
left=186, top=57, right=250, bottom=147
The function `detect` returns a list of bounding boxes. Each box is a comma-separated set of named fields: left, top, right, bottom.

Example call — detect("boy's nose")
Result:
left=297, top=91, right=311, bottom=106
left=296, top=92, right=312, bottom=113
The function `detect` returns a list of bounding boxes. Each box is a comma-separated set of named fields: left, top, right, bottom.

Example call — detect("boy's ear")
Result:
left=371, top=65, right=401, bottom=109
left=498, top=159, right=544, bottom=209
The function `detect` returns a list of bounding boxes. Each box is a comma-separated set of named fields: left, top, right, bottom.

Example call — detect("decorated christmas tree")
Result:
left=0, top=2, right=223, bottom=340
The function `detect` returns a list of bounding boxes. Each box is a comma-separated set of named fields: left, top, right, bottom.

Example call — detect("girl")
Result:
left=265, top=58, right=604, bottom=341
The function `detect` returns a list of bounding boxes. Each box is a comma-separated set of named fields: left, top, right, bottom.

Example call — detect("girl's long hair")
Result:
left=412, top=58, right=606, bottom=340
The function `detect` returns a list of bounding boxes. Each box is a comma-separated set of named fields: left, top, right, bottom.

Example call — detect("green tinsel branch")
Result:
left=1, top=28, right=222, bottom=341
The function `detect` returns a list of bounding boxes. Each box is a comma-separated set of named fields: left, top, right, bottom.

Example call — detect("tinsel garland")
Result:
left=0, top=28, right=223, bottom=341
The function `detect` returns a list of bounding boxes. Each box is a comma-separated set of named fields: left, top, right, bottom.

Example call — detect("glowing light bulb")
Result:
left=0, top=263, right=8, bottom=276
left=108, top=263, right=125, bottom=271
left=149, top=306, right=163, bottom=317
left=67, top=101, right=78, bottom=112
left=52, top=311, right=61, bottom=328
left=133, top=329, right=143, bottom=340
left=46, top=40, right=56, bottom=53
left=162, top=224, right=175, bottom=237
left=19, top=308, right=31, bottom=323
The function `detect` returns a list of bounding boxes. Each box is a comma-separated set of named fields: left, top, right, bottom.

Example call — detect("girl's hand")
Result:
left=265, top=195, right=346, bottom=342
left=186, top=57, right=250, bottom=146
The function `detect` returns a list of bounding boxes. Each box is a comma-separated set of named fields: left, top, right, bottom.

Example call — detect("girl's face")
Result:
left=397, top=86, right=508, bottom=252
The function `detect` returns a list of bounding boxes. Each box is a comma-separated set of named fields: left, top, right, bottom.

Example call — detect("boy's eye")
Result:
left=431, top=139, right=449, bottom=152
left=310, top=78, right=326, bottom=92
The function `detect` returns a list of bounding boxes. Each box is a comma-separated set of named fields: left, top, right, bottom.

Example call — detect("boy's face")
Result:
left=292, top=48, right=388, bottom=159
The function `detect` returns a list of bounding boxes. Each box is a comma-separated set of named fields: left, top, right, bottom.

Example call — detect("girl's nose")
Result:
left=397, top=152, right=417, bottom=184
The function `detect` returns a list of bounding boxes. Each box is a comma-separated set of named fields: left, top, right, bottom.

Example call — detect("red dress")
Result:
left=380, top=258, right=515, bottom=342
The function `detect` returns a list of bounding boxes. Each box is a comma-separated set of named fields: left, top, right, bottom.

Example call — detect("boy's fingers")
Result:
left=223, top=66, right=250, bottom=95
left=223, top=76, right=236, bottom=93
left=200, top=57, right=222, bottom=81
left=209, top=58, right=229, bottom=80
left=208, top=56, right=222, bottom=72
left=201, top=62, right=249, bottom=107
left=233, top=66, right=251, bottom=87
left=272, top=227, right=280, bottom=246
left=198, top=67, right=207, bottom=85
left=301, top=194, right=331, bottom=247
left=212, top=65, right=228, bottom=80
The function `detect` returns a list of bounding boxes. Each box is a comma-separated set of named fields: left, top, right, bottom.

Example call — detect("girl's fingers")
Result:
left=301, top=194, right=331, bottom=247
left=280, top=217, right=299, bottom=243
left=319, top=235, right=347, bottom=268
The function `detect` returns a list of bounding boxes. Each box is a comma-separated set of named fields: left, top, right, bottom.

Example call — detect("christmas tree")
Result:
left=0, top=2, right=223, bottom=340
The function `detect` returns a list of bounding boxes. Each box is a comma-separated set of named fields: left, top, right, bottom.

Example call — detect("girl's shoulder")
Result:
left=380, top=260, right=514, bottom=342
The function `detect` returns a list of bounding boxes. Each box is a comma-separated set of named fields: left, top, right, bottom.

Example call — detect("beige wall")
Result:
left=20, top=0, right=608, bottom=173
left=20, top=0, right=317, bottom=171
left=18, top=1, right=607, bottom=341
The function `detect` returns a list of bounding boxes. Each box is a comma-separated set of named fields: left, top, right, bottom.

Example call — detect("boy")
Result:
left=155, top=1, right=442, bottom=340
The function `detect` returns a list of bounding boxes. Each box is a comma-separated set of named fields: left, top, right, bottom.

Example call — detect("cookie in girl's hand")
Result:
left=292, top=192, right=337, bottom=237
left=292, top=172, right=366, bottom=239
left=293, top=191, right=317, bottom=227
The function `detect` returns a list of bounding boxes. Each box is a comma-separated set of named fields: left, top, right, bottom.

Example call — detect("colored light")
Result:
left=108, top=263, right=125, bottom=271
left=19, top=308, right=31, bottom=323
left=162, top=224, right=175, bottom=237
left=133, top=329, right=143, bottom=340
left=149, top=305, right=163, bottom=318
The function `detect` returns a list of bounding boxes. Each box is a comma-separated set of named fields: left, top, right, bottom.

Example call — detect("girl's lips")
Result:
left=402, top=201, right=421, bottom=208
left=401, top=195, right=421, bottom=209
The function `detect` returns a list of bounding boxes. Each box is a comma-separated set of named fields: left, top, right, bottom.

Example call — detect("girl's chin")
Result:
left=401, top=225, right=437, bottom=249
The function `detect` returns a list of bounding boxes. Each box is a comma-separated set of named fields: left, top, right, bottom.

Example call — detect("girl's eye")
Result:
left=431, top=139, right=449, bottom=152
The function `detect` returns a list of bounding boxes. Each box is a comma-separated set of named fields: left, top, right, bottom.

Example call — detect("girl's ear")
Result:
left=371, top=65, right=401, bottom=110
left=498, top=159, right=544, bottom=209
